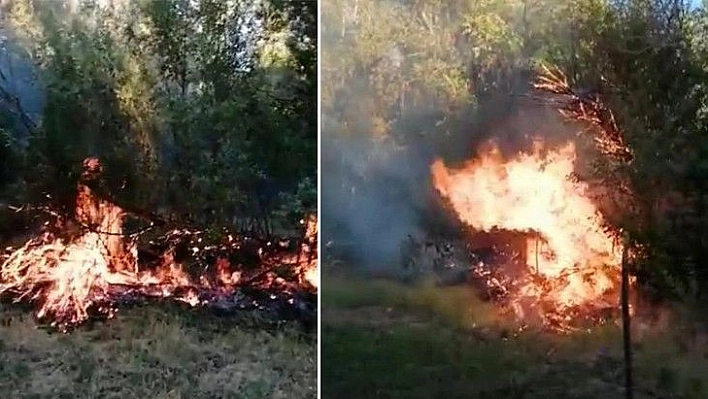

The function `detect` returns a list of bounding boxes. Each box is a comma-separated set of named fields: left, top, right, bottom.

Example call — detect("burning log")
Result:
left=0, top=158, right=318, bottom=332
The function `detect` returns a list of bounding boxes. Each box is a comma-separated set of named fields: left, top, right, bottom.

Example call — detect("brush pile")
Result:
left=0, top=158, right=318, bottom=332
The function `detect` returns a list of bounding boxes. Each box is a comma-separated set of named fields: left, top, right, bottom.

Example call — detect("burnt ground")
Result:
left=0, top=302, right=317, bottom=399
left=321, top=269, right=708, bottom=399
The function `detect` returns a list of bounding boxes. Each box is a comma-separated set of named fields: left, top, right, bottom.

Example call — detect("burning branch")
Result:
left=0, top=158, right=318, bottom=332
left=533, top=64, right=633, bottom=164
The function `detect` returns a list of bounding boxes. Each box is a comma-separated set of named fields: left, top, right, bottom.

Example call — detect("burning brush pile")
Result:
left=427, top=66, right=634, bottom=333
left=0, top=158, right=318, bottom=332
left=431, top=142, right=622, bottom=332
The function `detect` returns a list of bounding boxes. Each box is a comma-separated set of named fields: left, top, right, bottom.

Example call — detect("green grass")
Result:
left=0, top=303, right=317, bottom=399
left=322, top=273, right=708, bottom=399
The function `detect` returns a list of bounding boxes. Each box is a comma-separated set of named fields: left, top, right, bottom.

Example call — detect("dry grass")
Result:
left=0, top=303, right=316, bottom=399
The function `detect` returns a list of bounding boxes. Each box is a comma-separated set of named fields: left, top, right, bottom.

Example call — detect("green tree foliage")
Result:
left=322, top=0, right=708, bottom=299
left=0, top=0, right=316, bottom=235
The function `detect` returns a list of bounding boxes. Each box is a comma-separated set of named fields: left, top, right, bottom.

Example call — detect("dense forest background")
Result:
left=0, top=0, right=316, bottom=239
left=321, top=0, right=708, bottom=301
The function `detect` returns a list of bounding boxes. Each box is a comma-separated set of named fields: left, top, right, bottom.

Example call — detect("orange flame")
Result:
left=431, top=140, right=622, bottom=319
left=0, top=159, right=318, bottom=330
left=298, top=214, right=319, bottom=289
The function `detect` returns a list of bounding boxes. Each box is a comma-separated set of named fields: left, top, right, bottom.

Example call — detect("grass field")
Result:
left=321, top=271, right=708, bottom=399
left=0, top=303, right=317, bottom=399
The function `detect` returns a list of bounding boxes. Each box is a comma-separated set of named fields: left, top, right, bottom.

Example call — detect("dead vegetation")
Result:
left=0, top=303, right=316, bottom=399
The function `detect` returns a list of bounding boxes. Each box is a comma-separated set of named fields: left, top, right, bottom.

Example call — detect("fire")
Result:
left=303, top=266, right=319, bottom=289
left=298, top=214, right=319, bottom=289
left=0, top=158, right=318, bottom=331
left=431, top=139, right=622, bottom=327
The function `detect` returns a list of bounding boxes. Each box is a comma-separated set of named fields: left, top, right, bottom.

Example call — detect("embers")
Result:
left=425, top=231, right=531, bottom=302
left=467, top=246, right=521, bottom=302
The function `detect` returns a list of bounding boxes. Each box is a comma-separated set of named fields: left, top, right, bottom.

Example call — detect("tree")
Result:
left=322, top=0, right=708, bottom=298
left=0, top=0, right=316, bottom=237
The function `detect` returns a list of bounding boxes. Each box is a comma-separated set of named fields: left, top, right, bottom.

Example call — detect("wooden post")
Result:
left=621, top=241, right=634, bottom=399
left=535, top=236, right=539, bottom=274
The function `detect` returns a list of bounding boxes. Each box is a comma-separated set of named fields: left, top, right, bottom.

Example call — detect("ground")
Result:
left=322, top=269, right=708, bottom=399
left=0, top=303, right=317, bottom=399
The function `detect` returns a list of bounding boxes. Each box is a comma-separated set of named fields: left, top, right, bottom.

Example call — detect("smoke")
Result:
left=320, top=126, right=425, bottom=269
left=321, top=103, right=581, bottom=270
left=320, top=0, right=590, bottom=271
left=320, top=93, right=587, bottom=272
left=0, top=33, right=44, bottom=142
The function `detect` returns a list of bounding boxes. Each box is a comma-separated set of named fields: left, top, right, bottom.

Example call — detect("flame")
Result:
left=298, top=214, right=319, bottom=289
left=303, top=266, right=319, bottom=289
left=431, top=140, right=622, bottom=325
left=0, top=158, right=317, bottom=331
